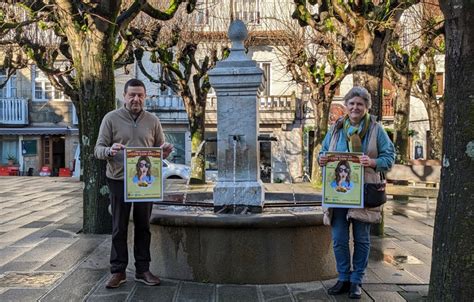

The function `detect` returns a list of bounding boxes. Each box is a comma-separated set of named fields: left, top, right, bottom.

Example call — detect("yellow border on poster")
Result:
left=322, top=152, right=364, bottom=208
left=124, top=147, right=163, bottom=202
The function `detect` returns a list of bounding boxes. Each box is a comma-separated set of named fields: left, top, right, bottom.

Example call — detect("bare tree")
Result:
left=292, top=0, right=419, bottom=120
left=262, top=7, right=349, bottom=184
left=0, top=0, right=195, bottom=233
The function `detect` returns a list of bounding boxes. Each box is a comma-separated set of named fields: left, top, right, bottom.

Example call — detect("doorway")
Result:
left=42, top=135, right=65, bottom=176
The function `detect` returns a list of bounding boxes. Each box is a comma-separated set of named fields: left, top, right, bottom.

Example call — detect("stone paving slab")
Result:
left=260, top=284, right=292, bottom=301
left=0, top=246, right=33, bottom=267
left=129, top=280, right=180, bottom=302
left=0, top=288, right=48, bottom=302
left=176, top=282, right=216, bottom=302
left=38, top=268, right=107, bottom=302
left=0, top=261, right=43, bottom=274
left=38, top=237, right=106, bottom=272
left=217, top=284, right=260, bottom=302
left=12, top=240, right=71, bottom=262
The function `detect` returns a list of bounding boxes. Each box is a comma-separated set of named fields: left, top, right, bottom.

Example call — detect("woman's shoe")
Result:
left=349, top=283, right=362, bottom=299
left=327, top=280, right=350, bottom=295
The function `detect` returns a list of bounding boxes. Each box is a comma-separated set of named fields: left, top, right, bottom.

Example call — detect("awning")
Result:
left=0, top=127, right=79, bottom=136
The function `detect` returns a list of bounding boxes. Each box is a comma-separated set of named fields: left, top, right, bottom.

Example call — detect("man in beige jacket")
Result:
left=95, top=79, right=173, bottom=289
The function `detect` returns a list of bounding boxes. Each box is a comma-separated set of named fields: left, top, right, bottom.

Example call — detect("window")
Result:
left=164, top=132, right=186, bottom=164
left=194, top=0, right=209, bottom=25
left=0, top=139, right=18, bottom=164
left=258, top=62, right=270, bottom=96
left=234, top=0, right=260, bottom=24
left=436, top=73, right=444, bottom=96
left=32, top=66, right=64, bottom=101
left=0, top=70, right=17, bottom=98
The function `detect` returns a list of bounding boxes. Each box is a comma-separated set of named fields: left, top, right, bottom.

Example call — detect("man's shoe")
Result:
left=327, top=280, right=351, bottom=295
left=105, top=272, right=126, bottom=289
left=135, top=271, right=161, bottom=286
left=349, top=283, right=362, bottom=299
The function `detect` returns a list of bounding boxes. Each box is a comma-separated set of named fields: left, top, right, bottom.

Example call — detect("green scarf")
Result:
left=343, top=113, right=370, bottom=152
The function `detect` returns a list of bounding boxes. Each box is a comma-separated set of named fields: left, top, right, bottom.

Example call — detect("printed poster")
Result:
left=322, top=152, right=364, bottom=208
left=124, top=147, right=163, bottom=202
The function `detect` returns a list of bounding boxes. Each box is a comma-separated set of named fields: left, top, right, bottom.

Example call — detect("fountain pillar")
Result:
left=208, top=20, right=264, bottom=213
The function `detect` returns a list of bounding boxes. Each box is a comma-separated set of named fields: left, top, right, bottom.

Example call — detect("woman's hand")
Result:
left=359, top=155, right=376, bottom=168
left=318, top=155, right=329, bottom=167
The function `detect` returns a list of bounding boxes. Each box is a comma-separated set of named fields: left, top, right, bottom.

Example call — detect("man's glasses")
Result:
left=338, top=167, right=349, bottom=173
left=138, top=163, right=151, bottom=168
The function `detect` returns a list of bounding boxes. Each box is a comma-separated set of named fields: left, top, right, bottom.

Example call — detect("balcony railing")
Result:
left=207, top=95, right=297, bottom=124
left=206, top=95, right=295, bottom=111
left=145, top=95, right=188, bottom=123
left=0, top=98, right=28, bottom=125
left=146, top=95, right=185, bottom=111
left=145, top=94, right=298, bottom=125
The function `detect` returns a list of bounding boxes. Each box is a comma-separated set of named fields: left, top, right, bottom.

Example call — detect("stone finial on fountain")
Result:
left=226, top=20, right=248, bottom=61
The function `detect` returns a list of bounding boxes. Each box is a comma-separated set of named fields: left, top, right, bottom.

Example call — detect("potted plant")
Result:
left=7, top=154, right=16, bottom=166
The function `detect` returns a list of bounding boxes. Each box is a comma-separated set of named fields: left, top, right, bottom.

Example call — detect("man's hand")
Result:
left=161, top=143, right=174, bottom=159
left=108, top=143, right=125, bottom=157
left=359, top=155, right=376, bottom=168
left=318, top=155, right=328, bottom=167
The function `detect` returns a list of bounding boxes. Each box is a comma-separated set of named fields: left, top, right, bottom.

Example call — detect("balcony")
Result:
left=0, top=98, right=28, bottom=125
left=206, top=95, right=297, bottom=125
left=146, top=94, right=299, bottom=126
left=145, top=95, right=188, bottom=123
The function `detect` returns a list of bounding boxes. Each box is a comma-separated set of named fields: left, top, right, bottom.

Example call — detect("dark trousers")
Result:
left=107, top=178, right=153, bottom=274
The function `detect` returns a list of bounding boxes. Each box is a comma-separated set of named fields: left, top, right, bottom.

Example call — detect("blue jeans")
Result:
left=331, top=208, right=371, bottom=284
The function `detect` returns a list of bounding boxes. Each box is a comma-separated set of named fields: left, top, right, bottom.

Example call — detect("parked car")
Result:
left=164, top=160, right=217, bottom=182
left=163, top=159, right=191, bottom=180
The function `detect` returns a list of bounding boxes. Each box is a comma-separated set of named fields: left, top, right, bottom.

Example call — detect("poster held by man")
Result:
left=322, top=152, right=364, bottom=208
left=124, top=147, right=163, bottom=202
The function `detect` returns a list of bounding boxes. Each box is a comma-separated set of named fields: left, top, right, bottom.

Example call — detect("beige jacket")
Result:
left=323, top=117, right=384, bottom=225
left=94, top=106, right=165, bottom=180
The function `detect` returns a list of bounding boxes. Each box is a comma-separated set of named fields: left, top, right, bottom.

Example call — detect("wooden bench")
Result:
left=385, top=161, right=441, bottom=200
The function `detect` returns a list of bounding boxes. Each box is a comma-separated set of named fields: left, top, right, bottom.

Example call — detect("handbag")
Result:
left=364, top=173, right=387, bottom=208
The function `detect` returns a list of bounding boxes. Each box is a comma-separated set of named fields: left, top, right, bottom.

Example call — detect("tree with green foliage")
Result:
left=292, top=0, right=419, bottom=120
left=386, top=1, right=444, bottom=163
left=0, top=0, right=195, bottom=234
left=429, top=1, right=474, bottom=300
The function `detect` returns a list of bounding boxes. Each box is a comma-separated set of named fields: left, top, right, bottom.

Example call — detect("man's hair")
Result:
left=124, top=79, right=146, bottom=94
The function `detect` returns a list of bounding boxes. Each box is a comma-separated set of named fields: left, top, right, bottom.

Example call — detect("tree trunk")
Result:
left=393, top=74, right=412, bottom=163
left=72, top=36, right=116, bottom=234
left=310, top=89, right=330, bottom=186
left=426, top=101, right=444, bottom=160
left=429, top=2, right=474, bottom=300
left=188, top=98, right=206, bottom=184
left=353, top=29, right=392, bottom=120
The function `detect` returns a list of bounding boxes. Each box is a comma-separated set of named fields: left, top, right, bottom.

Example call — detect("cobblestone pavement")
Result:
left=0, top=177, right=434, bottom=301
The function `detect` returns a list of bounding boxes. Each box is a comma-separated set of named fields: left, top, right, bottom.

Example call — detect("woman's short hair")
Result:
left=343, top=86, right=372, bottom=109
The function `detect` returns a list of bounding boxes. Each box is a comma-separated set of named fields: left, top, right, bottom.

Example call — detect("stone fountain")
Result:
left=129, top=20, right=336, bottom=284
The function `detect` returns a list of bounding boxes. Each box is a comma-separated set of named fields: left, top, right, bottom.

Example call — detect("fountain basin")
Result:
left=128, top=204, right=337, bottom=284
